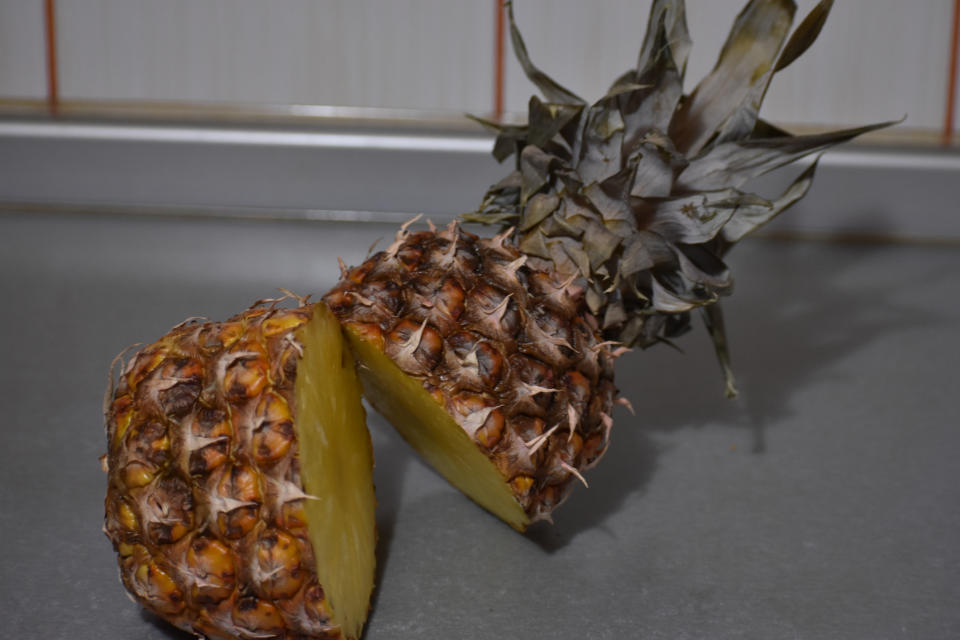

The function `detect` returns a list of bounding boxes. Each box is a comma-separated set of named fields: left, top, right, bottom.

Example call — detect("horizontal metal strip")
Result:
left=2, top=118, right=958, bottom=241
left=0, top=120, right=493, bottom=153
left=0, top=200, right=425, bottom=225
left=4, top=120, right=960, bottom=172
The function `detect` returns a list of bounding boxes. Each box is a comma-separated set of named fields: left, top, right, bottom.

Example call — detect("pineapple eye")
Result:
left=231, top=597, right=284, bottom=637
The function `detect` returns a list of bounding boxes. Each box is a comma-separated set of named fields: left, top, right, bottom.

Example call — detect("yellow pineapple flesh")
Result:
left=103, top=299, right=375, bottom=640
left=294, top=308, right=376, bottom=638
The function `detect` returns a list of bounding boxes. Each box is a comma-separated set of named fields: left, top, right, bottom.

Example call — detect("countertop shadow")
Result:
left=365, top=416, right=412, bottom=623
left=527, top=239, right=942, bottom=551
left=140, top=611, right=195, bottom=639
left=525, top=420, right=659, bottom=552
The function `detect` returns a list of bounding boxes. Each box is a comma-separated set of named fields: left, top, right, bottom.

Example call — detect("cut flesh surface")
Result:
left=344, top=325, right=530, bottom=531
left=294, top=305, right=376, bottom=640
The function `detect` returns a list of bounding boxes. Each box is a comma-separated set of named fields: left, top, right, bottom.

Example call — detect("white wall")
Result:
left=0, top=3, right=47, bottom=99
left=506, top=0, right=954, bottom=129
left=0, top=0, right=955, bottom=131
left=54, top=0, right=493, bottom=112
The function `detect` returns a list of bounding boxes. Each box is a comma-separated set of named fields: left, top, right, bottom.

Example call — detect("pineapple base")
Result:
left=294, top=305, right=377, bottom=640
left=343, top=325, right=530, bottom=532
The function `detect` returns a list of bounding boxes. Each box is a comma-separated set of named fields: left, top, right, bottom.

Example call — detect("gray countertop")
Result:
left=1, top=210, right=958, bottom=639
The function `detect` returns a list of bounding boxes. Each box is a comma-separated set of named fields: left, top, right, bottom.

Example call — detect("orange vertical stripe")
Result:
left=494, top=0, right=505, bottom=120
left=944, top=0, right=960, bottom=145
left=44, top=0, right=59, bottom=114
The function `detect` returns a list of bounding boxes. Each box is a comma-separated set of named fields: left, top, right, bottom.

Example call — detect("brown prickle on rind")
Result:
left=103, top=298, right=375, bottom=640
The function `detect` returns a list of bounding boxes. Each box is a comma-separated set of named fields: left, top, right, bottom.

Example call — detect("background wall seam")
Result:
left=494, top=0, right=505, bottom=120
left=44, top=0, right=59, bottom=114
left=945, top=0, right=959, bottom=144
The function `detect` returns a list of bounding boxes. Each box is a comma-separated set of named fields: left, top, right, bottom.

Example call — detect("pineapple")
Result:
left=325, top=0, right=893, bottom=529
left=103, top=0, right=895, bottom=635
left=102, top=297, right=376, bottom=640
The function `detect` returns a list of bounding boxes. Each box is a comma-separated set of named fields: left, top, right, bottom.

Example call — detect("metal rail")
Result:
left=2, top=119, right=958, bottom=243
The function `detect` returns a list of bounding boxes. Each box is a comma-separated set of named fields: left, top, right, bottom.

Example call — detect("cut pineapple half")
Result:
left=294, top=304, right=377, bottom=640
left=103, top=300, right=377, bottom=640
left=344, top=324, right=530, bottom=532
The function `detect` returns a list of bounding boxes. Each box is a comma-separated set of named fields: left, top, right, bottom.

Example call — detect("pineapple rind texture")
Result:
left=103, top=299, right=374, bottom=640
left=325, top=223, right=619, bottom=528
left=468, top=0, right=893, bottom=361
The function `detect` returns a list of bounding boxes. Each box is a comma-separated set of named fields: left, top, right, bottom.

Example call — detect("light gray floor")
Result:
left=1, top=210, right=958, bottom=639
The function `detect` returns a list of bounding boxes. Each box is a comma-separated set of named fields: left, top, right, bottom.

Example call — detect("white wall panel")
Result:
left=503, top=0, right=653, bottom=114
left=25, top=0, right=956, bottom=131
left=0, top=3, right=47, bottom=99
left=505, top=0, right=952, bottom=130
left=57, top=0, right=494, bottom=112
left=757, top=0, right=952, bottom=129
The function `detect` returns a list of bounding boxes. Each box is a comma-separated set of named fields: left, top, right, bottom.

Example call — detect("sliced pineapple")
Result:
left=326, top=226, right=618, bottom=531
left=103, top=299, right=375, bottom=640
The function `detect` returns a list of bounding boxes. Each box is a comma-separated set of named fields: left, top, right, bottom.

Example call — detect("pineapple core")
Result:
left=345, top=326, right=530, bottom=531
left=294, top=306, right=376, bottom=640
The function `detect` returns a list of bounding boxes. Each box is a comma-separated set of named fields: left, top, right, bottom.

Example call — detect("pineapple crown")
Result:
left=465, top=0, right=893, bottom=396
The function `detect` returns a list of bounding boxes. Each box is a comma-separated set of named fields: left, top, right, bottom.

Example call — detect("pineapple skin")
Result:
left=325, top=223, right=620, bottom=525
left=103, top=302, right=354, bottom=640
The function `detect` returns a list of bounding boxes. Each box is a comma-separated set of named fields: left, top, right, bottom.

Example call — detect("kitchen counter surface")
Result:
left=2, top=210, right=958, bottom=639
